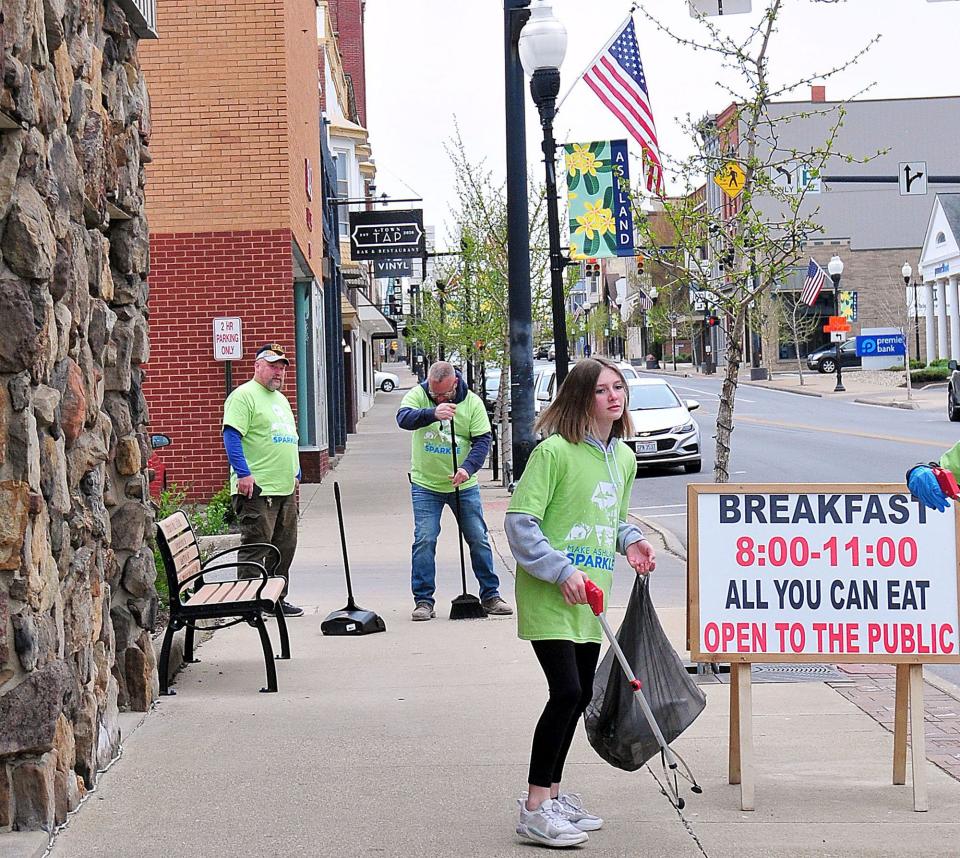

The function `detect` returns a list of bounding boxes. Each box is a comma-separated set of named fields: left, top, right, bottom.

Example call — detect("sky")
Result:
left=364, top=0, right=960, bottom=249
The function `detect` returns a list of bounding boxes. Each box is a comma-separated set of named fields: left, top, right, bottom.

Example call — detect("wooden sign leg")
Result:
left=731, top=662, right=754, bottom=811
left=729, top=662, right=741, bottom=785
left=893, top=663, right=908, bottom=785
left=908, top=663, right=928, bottom=812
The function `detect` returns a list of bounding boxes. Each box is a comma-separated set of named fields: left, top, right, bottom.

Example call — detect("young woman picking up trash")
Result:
left=506, top=357, right=657, bottom=848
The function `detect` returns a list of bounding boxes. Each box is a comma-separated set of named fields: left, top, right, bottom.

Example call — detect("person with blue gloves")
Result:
left=906, top=444, right=960, bottom=512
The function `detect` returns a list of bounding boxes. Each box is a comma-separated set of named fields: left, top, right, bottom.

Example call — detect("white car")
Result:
left=625, top=378, right=701, bottom=473
left=374, top=370, right=399, bottom=392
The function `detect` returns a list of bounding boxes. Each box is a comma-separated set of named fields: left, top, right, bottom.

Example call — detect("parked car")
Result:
left=535, top=342, right=552, bottom=360
left=375, top=369, right=399, bottom=392
left=147, top=433, right=172, bottom=498
left=806, top=340, right=861, bottom=374
left=625, top=379, right=701, bottom=473
left=618, top=362, right=641, bottom=381
left=948, top=359, right=960, bottom=421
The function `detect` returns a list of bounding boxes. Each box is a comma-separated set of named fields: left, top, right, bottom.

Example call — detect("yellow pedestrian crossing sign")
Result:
left=714, top=162, right=745, bottom=199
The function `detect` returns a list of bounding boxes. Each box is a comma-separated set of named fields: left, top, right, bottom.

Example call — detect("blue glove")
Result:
left=908, top=466, right=950, bottom=512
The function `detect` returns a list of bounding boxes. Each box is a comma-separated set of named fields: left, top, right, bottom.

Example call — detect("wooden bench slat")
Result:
left=158, top=512, right=190, bottom=539
left=186, top=578, right=283, bottom=608
left=167, top=531, right=195, bottom=557
left=176, top=558, right=201, bottom=584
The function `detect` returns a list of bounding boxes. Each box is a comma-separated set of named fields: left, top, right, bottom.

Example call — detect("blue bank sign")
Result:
left=856, top=334, right=905, bottom=357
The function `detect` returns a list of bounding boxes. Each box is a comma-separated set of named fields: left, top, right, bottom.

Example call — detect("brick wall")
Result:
left=140, top=0, right=305, bottom=233
left=328, top=0, right=367, bottom=125
left=145, top=229, right=298, bottom=499
left=285, top=0, right=324, bottom=263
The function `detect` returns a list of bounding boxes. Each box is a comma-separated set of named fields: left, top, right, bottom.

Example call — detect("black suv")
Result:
left=806, top=339, right=861, bottom=374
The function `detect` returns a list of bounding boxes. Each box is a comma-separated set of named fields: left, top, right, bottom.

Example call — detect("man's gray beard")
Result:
left=268, top=379, right=283, bottom=390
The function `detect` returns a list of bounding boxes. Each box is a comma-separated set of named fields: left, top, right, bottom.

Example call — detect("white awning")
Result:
left=356, top=291, right=395, bottom=336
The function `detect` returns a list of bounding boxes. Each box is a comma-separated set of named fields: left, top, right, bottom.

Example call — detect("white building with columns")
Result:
left=918, top=194, right=960, bottom=364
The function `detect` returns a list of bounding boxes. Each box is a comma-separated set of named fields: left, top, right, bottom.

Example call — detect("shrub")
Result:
left=910, top=366, right=950, bottom=383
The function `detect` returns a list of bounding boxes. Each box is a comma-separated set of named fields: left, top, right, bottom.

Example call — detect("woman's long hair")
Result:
left=534, top=357, right=634, bottom=444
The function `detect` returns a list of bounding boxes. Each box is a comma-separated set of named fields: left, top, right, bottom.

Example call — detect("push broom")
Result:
left=448, top=416, right=487, bottom=620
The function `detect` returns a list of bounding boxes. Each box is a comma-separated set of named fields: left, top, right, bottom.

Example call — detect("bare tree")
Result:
left=769, top=291, right=823, bottom=384
left=630, top=0, right=880, bottom=482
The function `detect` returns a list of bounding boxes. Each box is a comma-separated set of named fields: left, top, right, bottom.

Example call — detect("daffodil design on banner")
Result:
left=564, top=139, right=635, bottom=259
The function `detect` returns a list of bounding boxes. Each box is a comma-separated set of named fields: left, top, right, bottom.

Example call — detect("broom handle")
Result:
left=333, top=481, right=358, bottom=610
left=449, top=417, right=469, bottom=594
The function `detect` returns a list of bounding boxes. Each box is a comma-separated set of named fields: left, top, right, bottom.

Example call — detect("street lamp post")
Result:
left=828, top=255, right=845, bottom=393
left=436, top=280, right=446, bottom=361
left=519, top=0, right=570, bottom=388
left=902, top=261, right=921, bottom=360
left=504, top=0, right=535, bottom=481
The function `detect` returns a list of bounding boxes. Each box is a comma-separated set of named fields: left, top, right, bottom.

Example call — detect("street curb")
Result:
left=853, top=398, right=919, bottom=410
left=741, top=382, right=822, bottom=397
left=924, top=668, right=960, bottom=704
left=630, top=513, right=687, bottom=561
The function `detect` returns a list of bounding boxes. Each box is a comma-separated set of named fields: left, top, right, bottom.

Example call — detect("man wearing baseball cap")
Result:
left=222, top=343, right=304, bottom=616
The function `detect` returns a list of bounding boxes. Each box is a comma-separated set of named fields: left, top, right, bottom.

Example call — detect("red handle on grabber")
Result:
left=584, top=580, right=604, bottom=616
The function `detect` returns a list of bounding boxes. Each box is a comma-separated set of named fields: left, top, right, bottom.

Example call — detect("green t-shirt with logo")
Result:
left=223, top=379, right=300, bottom=496
left=401, top=385, right=491, bottom=493
left=508, top=434, right=636, bottom=643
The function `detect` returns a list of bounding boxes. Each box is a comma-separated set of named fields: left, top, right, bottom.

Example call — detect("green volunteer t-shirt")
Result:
left=509, top=433, right=636, bottom=643
left=223, top=379, right=300, bottom=496
left=401, top=385, right=491, bottom=493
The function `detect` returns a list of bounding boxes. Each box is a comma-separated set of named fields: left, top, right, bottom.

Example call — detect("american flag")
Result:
left=800, top=258, right=827, bottom=306
left=635, top=289, right=653, bottom=311
left=582, top=18, right=663, bottom=195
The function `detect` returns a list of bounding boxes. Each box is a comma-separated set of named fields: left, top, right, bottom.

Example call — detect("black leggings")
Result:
left=528, top=640, right=601, bottom=789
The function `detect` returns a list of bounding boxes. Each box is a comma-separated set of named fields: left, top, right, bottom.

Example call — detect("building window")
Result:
left=936, top=231, right=946, bottom=245
left=335, top=151, right=350, bottom=238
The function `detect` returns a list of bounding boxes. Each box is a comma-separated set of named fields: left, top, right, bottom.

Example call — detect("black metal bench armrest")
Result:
left=203, top=541, right=283, bottom=574
left=176, top=561, right=268, bottom=597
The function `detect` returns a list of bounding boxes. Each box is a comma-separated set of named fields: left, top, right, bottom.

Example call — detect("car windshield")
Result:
left=484, top=370, right=503, bottom=400
left=629, top=383, right=681, bottom=410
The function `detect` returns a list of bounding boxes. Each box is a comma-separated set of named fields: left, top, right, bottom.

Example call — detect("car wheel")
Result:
left=683, top=460, right=702, bottom=474
left=380, top=379, right=395, bottom=392
left=819, top=358, right=835, bottom=374
left=950, top=392, right=960, bottom=422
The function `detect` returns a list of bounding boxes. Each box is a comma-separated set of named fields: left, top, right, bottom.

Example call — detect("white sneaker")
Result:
left=556, top=793, right=604, bottom=831
left=516, top=797, right=589, bottom=848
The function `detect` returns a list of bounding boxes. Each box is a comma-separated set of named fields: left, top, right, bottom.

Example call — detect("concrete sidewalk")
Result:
left=19, top=362, right=960, bottom=857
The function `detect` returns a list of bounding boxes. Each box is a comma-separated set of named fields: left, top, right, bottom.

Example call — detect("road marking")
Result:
left=641, top=512, right=688, bottom=518
left=629, top=504, right=685, bottom=510
left=672, top=384, right=756, bottom=404
left=736, top=414, right=947, bottom=449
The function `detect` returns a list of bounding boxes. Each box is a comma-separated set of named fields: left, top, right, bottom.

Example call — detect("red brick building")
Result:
left=141, top=0, right=329, bottom=499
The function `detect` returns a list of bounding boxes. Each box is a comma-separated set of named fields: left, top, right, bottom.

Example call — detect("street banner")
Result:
left=564, top=139, right=635, bottom=260
left=688, top=484, right=960, bottom=663
left=839, top=290, right=858, bottom=321
left=374, top=259, right=413, bottom=278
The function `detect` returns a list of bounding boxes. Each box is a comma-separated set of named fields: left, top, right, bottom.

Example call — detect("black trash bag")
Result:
left=584, top=575, right=706, bottom=771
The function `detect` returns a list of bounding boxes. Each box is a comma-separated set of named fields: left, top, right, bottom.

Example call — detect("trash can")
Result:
left=645, top=354, right=660, bottom=370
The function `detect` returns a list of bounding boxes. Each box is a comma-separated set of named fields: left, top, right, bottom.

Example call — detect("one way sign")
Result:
left=899, top=161, right=928, bottom=196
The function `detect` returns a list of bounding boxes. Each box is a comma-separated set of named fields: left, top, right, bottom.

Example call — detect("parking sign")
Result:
left=213, top=317, right=243, bottom=361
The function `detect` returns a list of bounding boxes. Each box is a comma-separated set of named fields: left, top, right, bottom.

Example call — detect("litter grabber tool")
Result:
left=448, top=416, right=487, bottom=620
left=932, top=465, right=960, bottom=500
left=320, top=481, right=387, bottom=636
left=585, top=579, right=701, bottom=809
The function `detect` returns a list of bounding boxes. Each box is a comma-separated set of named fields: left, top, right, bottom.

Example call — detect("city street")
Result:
left=629, top=371, right=960, bottom=687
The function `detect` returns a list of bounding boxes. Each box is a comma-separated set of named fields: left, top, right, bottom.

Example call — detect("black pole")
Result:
left=530, top=68, right=569, bottom=387
left=909, top=277, right=921, bottom=359
left=832, top=273, right=845, bottom=392
left=505, top=0, right=535, bottom=481
left=438, top=283, right=446, bottom=361
left=225, top=360, right=233, bottom=398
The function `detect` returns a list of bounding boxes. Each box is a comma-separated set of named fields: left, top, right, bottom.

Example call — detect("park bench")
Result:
left=155, top=510, right=291, bottom=694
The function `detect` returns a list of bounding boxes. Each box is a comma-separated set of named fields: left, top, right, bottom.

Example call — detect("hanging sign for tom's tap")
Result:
left=564, top=139, right=635, bottom=260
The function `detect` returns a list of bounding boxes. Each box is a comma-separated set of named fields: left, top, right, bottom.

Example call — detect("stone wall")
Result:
left=0, top=0, right=156, bottom=833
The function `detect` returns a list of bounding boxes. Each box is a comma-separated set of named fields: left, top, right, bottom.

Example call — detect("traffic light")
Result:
left=706, top=315, right=719, bottom=327
left=636, top=254, right=645, bottom=274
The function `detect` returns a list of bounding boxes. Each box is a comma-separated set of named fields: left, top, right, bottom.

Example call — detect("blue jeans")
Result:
left=410, top=483, right=500, bottom=607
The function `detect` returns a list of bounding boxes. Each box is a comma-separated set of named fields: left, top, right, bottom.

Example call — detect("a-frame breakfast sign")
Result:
left=688, top=483, right=960, bottom=812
